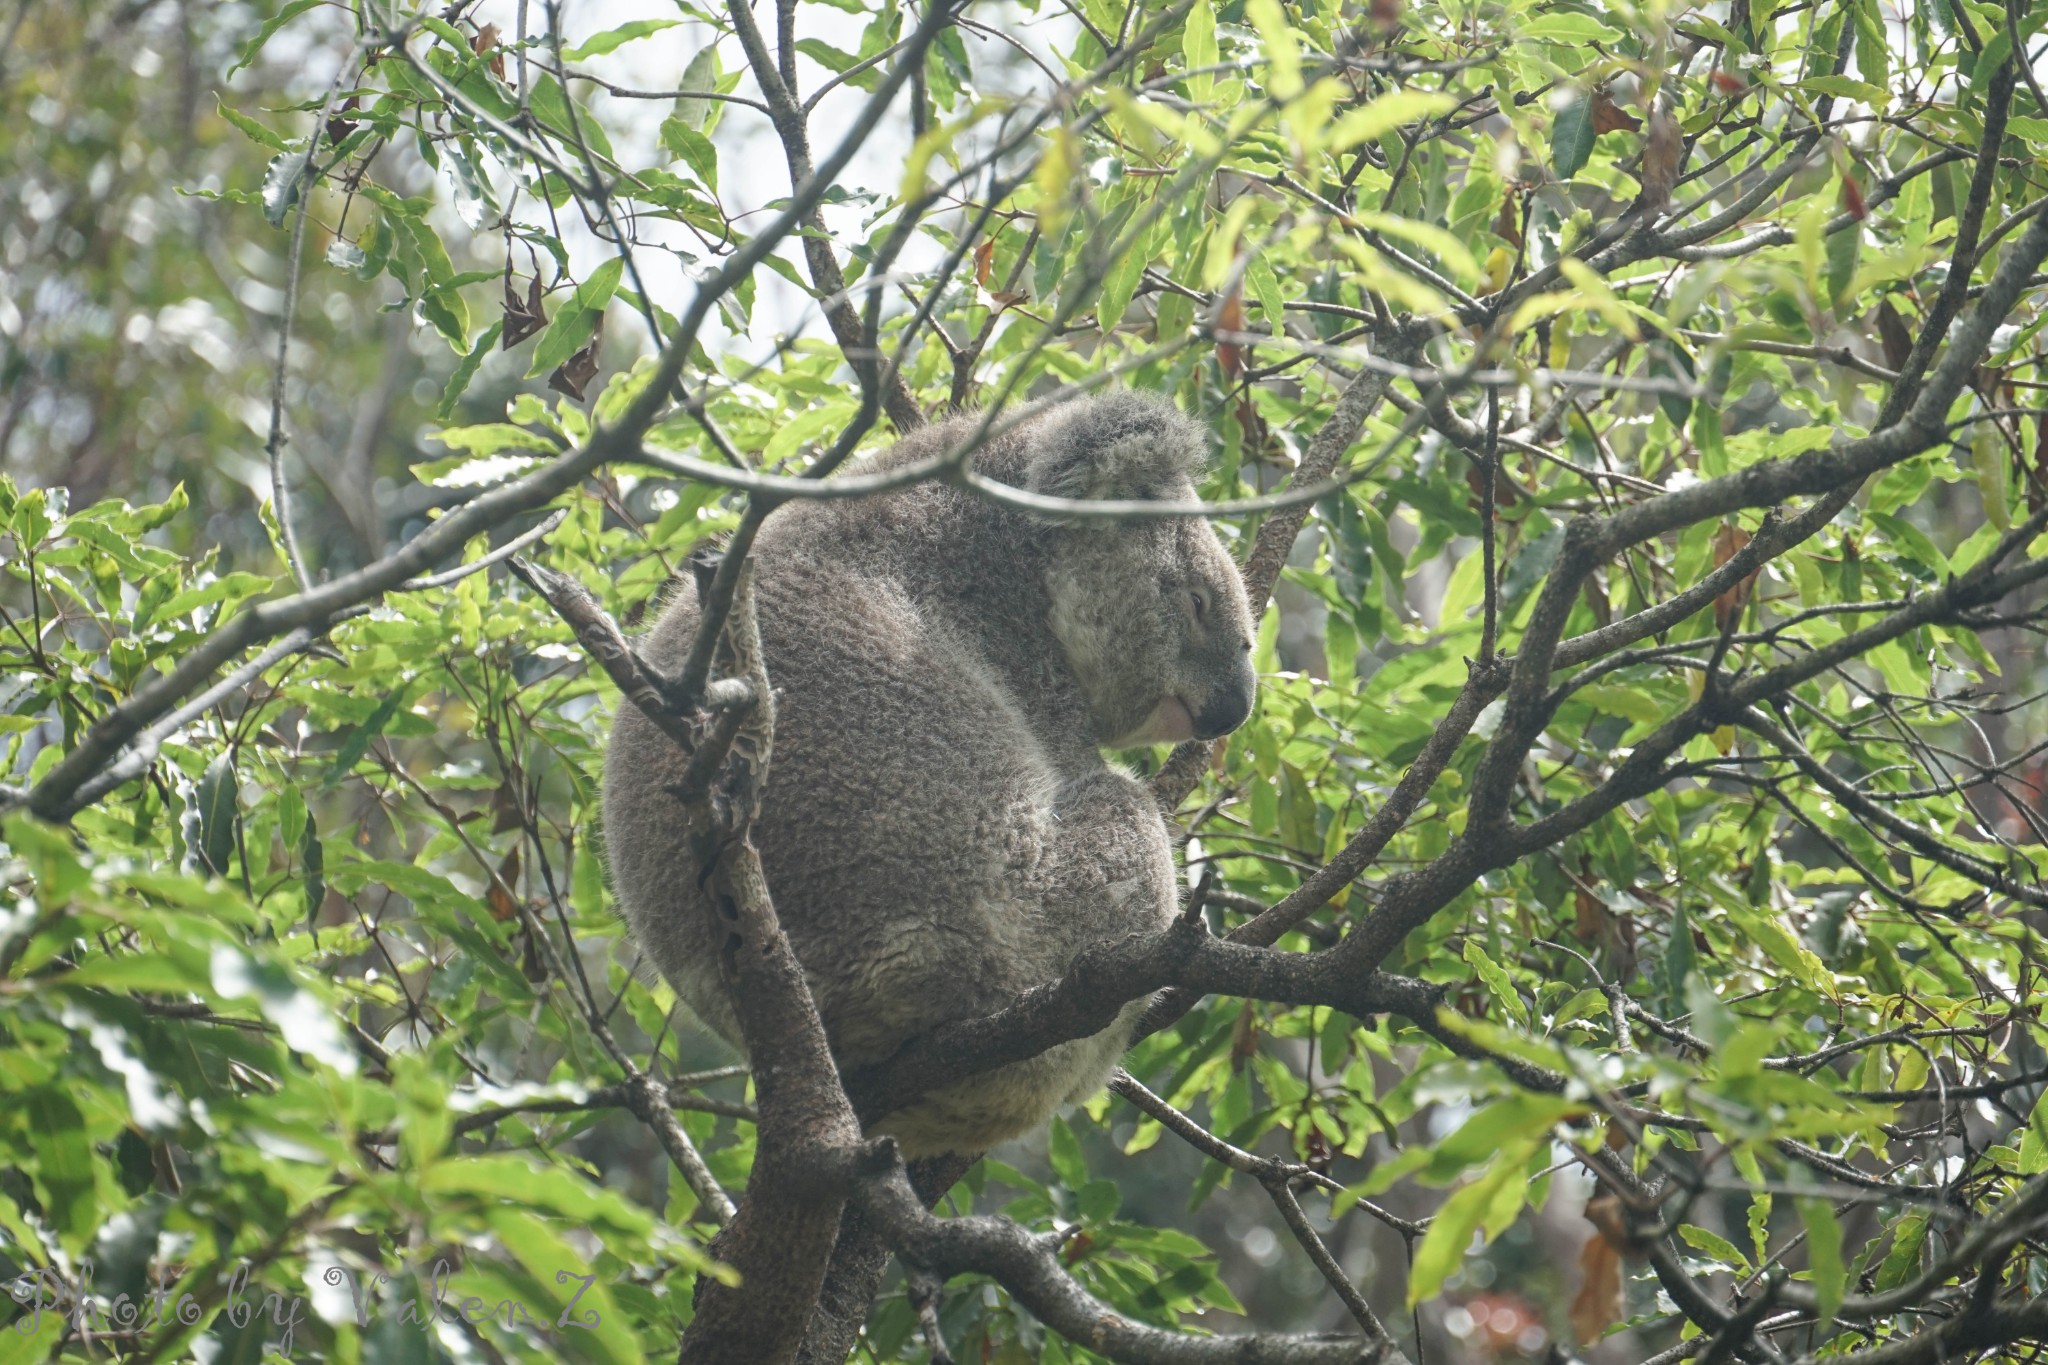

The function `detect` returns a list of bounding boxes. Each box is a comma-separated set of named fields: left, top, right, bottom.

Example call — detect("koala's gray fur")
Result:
left=602, top=391, right=1257, bottom=1157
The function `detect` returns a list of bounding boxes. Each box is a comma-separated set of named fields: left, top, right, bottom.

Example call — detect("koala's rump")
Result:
left=602, top=548, right=1177, bottom=1097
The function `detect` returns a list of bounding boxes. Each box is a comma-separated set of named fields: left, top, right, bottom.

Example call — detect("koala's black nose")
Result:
left=1194, top=657, right=1257, bottom=739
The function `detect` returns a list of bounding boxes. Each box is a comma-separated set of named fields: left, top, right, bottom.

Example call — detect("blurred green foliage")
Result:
left=7, top=0, right=2048, bottom=1360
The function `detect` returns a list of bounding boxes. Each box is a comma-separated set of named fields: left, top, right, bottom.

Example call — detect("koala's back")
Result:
left=602, top=477, right=1177, bottom=1154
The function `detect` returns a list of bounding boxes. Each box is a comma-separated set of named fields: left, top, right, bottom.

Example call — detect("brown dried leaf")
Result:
left=1464, top=455, right=1519, bottom=508
left=1234, top=391, right=1268, bottom=457
left=1712, top=522, right=1756, bottom=634
left=1300, top=1123, right=1333, bottom=1172
left=1840, top=174, right=1867, bottom=221
left=1570, top=1233, right=1625, bottom=1343
left=1573, top=883, right=1609, bottom=943
left=1493, top=190, right=1524, bottom=249
left=485, top=845, right=522, bottom=922
left=1229, top=999, right=1258, bottom=1073
left=548, top=311, right=604, bottom=401
left=973, top=236, right=996, bottom=287
left=473, top=22, right=506, bottom=80
left=1591, top=90, right=1641, bottom=134
left=1636, top=104, right=1682, bottom=220
left=489, top=779, right=525, bottom=834
left=1876, top=298, right=1913, bottom=372
left=1581, top=571, right=1613, bottom=628
left=1586, top=1190, right=1633, bottom=1247
left=1215, top=285, right=1246, bottom=380
left=502, top=273, right=547, bottom=348
left=325, top=96, right=360, bottom=147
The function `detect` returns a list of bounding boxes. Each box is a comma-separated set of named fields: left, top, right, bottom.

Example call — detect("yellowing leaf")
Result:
left=1245, top=0, right=1303, bottom=99
left=1327, top=91, right=1459, bottom=152
left=1183, top=0, right=1217, bottom=102
left=1556, top=258, right=1641, bottom=340
left=1409, top=1149, right=1535, bottom=1305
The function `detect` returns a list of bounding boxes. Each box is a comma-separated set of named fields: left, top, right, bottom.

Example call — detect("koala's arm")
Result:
left=1035, top=764, right=1180, bottom=948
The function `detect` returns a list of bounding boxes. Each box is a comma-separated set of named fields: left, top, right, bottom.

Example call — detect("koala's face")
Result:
left=1047, top=499, right=1258, bottom=749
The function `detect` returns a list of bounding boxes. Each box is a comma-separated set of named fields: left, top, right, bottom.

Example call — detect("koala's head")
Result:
left=1021, top=393, right=1258, bottom=749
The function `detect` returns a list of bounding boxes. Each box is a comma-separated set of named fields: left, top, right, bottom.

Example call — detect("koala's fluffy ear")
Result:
left=1023, top=392, right=1207, bottom=503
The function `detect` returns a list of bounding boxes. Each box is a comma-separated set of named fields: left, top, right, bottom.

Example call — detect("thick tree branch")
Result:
left=857, top=1162, right=1388, bottom=1365
left=676, top=569, right=874, bottom=1365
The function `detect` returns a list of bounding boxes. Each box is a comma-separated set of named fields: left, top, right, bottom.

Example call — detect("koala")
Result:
left=602, top=391, right=1257, bottom=1157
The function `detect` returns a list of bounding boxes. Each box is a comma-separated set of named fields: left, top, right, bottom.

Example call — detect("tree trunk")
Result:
left=795, top=1154, right=977, bottom=1365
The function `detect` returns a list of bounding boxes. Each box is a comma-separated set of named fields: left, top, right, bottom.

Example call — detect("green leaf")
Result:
left=1876, top=1212, right=1928, bottom=1289
left=1327, top=91, right=1458, bottom=152
left=322, top=686, right=411, bottom=790
left=670, top=46, right=719, bottom=132
left=1730, top=906, right=1835, bottom=996
left=1521, top=13, right=1623, bottom=43
left=153, top=571, right=275, bottom=622
left=1552, top=92, right=1596, bottom=180
left=563, top=18, right=681, bottom=61
left=529, top=75, right=614, bottom=163
left=300, top=808, right=325, bottom=924
left=1662, top=901, right=1698, bottom=1016
left=1800, top=75, right=1887, bottom=103
left=430, top=423, right=558, bottom=456
left=530, top=257, right=623, bottom=377
left=1973, top=30, right=2013, bottom=91
left=1826, top=223, right=1862, bottom=309
left=1048, top=1115, right=1089, bottom=1189
left=1408, top=1152, right=1530, bottom=1304
left=1461, top=940, right=1528, bottom=1026
left=1422, top=1093, right=1582, bottom=1182
left=660, top=121, right=719, bottom=189
left=437, top=321, right=504, bottom=420
left=230, top=0, right=322, bottom=75
left=1244, top=0, right=1302, bottom=99
left=1852, top=0, right=1889, bottom=89
left=2020, top=1088, right=2048, bottom=1173
left=1078, top=1177, right=1122, bottom=1223
left=1798, top=1196, right=1846, bottom=1326
left=215, top=95, right=289, bottom=151
left=261, top=147, right=313, bottom=228
left=1679, top=1223, right=1751, bottom=1271
left=1866, top=511, right=1949, bottom=577
left=1183, top=0, right=1217, bottom=101
left=195, top=753, right=239, bottom=878
left=795, top=37, right=859, bottom=74
left=1576, top=684, right=1670, bottom=725
left=25, top=1091, right=97, bottom=1249
left=418, top=287, right=471, bottom=349
left=483, top=1208, right=647, bottom=1365
left=418, top=14, right=470, bottom=51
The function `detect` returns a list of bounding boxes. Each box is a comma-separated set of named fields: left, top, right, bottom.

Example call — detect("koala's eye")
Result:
left=1189, top=589, right=1209, bottom=624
